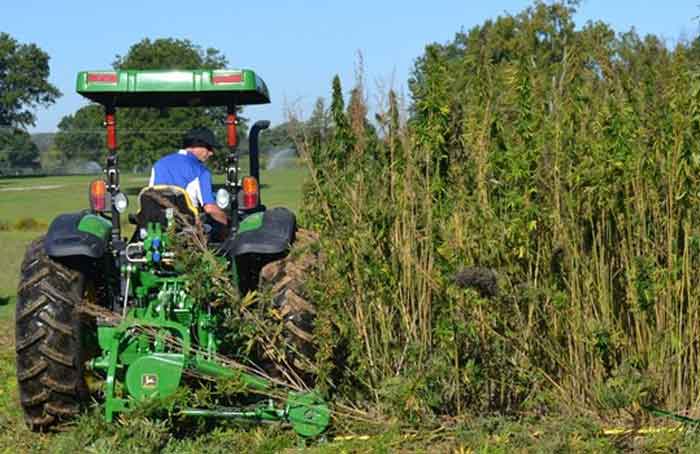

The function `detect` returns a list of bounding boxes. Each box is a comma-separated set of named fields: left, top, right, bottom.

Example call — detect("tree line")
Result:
left=0, top=35, right=310, bottom=173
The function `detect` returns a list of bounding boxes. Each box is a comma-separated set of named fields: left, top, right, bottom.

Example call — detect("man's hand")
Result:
left=203, top=203, right=229, bottom=225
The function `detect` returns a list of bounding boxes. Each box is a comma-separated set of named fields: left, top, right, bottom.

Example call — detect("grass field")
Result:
left=0, top=165, right=306, bottom=298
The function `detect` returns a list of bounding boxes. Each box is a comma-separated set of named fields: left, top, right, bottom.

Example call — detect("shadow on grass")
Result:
left=0, top=296, right=10, bottom=306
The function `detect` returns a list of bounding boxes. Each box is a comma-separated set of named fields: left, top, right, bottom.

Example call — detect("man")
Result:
left=149, top=127, right=228, bottom=225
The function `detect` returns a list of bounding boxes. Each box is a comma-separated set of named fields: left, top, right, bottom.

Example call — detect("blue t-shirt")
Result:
left=149, top=150, right=215, bottom=207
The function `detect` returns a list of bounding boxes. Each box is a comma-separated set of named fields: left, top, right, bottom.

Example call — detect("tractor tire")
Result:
left=258, top=229, right=320, bottom=385
left=15, top=237, right=92, bottom=431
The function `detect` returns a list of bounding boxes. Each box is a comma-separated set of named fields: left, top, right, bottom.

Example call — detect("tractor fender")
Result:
left=228, top=207, right=296, bottom=256
left=44, top=211, right=111, bottom=259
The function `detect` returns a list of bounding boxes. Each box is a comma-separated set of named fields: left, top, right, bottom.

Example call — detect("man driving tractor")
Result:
left=148, top=126, right=228, bottom=226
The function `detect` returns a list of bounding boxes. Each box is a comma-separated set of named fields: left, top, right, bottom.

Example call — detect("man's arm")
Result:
left=203, top=203, right=228, bottom=225
left=198, top=169, right=228, bottom=225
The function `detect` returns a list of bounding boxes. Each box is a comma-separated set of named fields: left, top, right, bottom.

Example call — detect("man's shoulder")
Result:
left=154, top=150, right=209, bottom=177
left=156, top=150, right=195, bottom=167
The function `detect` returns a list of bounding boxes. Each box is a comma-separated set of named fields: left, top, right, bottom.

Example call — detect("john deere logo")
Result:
left=142, top=374, right=158, bottom=389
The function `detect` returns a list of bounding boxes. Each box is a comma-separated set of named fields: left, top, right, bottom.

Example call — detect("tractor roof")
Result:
left=76, top=69, right=270, bottom=108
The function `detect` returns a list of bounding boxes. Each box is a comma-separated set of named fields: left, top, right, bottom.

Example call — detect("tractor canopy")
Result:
left=76, top=69, right=270, bottom=107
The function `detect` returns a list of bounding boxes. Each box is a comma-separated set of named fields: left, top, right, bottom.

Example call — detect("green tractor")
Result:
left=15, top=69, right=328, bottom=437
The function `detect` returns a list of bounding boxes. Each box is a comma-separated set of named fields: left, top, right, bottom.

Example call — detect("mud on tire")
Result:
left=15, top=237, right=93, bottom=431
left=258, top=229, right=320, bottom=385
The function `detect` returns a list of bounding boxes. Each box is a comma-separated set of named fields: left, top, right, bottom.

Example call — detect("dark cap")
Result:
left=183, top=127, right=222, bottom=150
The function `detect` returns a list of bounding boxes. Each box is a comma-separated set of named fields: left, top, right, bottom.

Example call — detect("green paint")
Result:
left=86, top=202, right=328, bottom=437
left=126, top=354, right=184, bottom=400
left=286, top=392, right=331, bottom=438
left=76, top=69, right=270, bottom=107
left=179, top=391, right=329, bottom=437
left=180, top=403, right=284, bottom=421
left=192, top=357, right=269, bottom=390
left=77, top=214, right=112, bottom=240
left=237, top=212, right=264, bottom=233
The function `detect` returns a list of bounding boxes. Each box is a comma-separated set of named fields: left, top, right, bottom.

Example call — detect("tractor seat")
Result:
left=133, top=185, right=199, bottom=229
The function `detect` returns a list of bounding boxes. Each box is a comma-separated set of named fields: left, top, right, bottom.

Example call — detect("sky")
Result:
left=2, top=0, right=699, bottom=133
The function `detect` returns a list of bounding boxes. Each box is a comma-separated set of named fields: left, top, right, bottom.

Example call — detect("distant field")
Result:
left=0, top=166, right=305, bottom=224
left=0, top=164, right=307, bottom=300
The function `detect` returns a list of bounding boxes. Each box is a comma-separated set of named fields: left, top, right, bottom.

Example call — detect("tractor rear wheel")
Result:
left=258, top=229, right=320, bottom=386
left=15, top=237, right=93, bottom=431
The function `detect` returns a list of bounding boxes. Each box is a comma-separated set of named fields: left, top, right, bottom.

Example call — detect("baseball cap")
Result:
left=183, top=127, right=222, bottom=150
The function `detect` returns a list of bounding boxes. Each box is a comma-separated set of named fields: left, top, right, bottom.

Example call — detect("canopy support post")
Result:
left=225, top=105, right=239, bottom=234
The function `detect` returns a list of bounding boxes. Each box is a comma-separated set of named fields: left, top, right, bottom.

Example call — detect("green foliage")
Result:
left=0, top=32, right=61, bottom=129
left=54, top=104, right=104, bottom=163
left=30, top=132, right=54, bottom=154
left=329, top=75, right=353, bottom=165
left=257, top=121, right=297, bottom=153
left=299, top=0, right=700, bottom=429
left=113, top=38, right=227, bottom=70
left=306, top=97, right=331, bottom=148
left=0, top=128, right=39, bottom=169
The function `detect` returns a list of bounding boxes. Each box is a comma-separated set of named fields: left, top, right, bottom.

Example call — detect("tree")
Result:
left=329, top=75, right=353, bottom=165
left=0, top=33, right=61, bottom=129
left=306, top=97, right=330, bottom=146
left=113, top=38, right=226, bottom=69
left=0, top=128, right=39, bottom=170
left=54, top=105, right=104, bottom=163
left=55, top=38, right=235, bottom=171
left=258, top=121, right=297, bottom=153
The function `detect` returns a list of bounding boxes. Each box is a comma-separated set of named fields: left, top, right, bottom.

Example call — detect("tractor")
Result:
left=15, top=69, right=328, bottom=437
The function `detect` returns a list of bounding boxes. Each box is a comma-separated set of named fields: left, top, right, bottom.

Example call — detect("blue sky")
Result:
left=2, top=0, right=699, bottom=133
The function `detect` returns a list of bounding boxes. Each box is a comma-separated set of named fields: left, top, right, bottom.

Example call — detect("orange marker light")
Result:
left=241, top=176, right=259, bottom=209
left=90, top=180, right=107, bottom=212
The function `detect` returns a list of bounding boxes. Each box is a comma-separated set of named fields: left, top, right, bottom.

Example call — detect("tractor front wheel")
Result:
left=15, top=237, right=93, bottom=430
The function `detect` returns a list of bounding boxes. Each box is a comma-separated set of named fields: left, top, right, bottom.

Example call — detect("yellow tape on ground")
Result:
left=333, top=435, right=372, bottom=441
left=603, top=427, right=683, bottom=435
left=332, top=426, right=685, bottom=443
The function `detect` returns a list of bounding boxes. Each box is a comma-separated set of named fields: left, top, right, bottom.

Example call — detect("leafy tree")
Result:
left=0, top=33, right=60, bottom=170
left=31, top=132, right=55, bottom=154
left=0, top=33, right=61, bottom=129
left=113, top=38, right=226, bottom=69
left=54, top=105, right=104, bottom=163
left=258, top=121, right=296, bottom=153
left=306, top=97, right=330, bottom=147
left=0, top=128, right=39, bottom=169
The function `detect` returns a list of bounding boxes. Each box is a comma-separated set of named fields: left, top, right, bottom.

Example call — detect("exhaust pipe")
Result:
left=248, top=120, right=270, bottom=185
